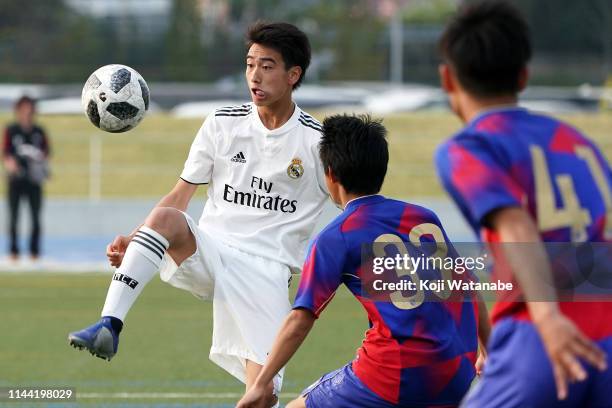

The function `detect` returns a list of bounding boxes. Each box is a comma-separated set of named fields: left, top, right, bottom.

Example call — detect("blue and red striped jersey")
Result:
left=293, top=195, right=479, bottom=405
left=436, top=107, right=612, bottom=337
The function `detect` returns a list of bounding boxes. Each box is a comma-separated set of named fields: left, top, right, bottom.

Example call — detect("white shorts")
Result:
left=159, top=212, right=292, bottom=393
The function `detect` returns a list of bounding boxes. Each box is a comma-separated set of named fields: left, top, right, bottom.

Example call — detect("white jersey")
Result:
left=180, top=102, right=328, bottom=272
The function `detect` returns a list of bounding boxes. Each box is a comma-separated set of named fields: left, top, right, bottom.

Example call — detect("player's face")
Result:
left=16, top=103, right=35, bottom=128
left=245, top=44, right=301, bottom=107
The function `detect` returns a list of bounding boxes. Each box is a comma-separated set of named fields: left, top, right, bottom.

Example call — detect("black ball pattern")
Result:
left=106, top=102, right=140, bottom=120
left=108, top=125, right=133, bottom=133
left=86, top=99, right=101, bottom=128
left=138, top=79, right=149, bottom=110
left=110, top=68, right=131, bottom=93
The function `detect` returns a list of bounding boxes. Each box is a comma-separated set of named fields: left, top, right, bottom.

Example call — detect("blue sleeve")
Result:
left=293, top=228, right=346, bottom=318
left=436, top=138, right=523, bottom=231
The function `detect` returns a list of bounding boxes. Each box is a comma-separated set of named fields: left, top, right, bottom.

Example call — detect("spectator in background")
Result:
left=2, top=96, right=50, bottom=261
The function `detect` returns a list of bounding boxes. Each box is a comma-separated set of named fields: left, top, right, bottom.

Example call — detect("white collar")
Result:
left=251, top=102, right=300, bottom=135
left=344, top=194, right=380, bottom=209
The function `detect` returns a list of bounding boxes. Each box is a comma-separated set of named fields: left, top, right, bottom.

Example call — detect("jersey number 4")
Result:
left=531, top=145, right=612, bottom=242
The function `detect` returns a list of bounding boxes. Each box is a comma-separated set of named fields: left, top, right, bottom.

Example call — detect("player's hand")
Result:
left=236, top=385, right=268, bottom=408
left=3, top=157, right=19, bottom=175
left=535, top=311, right=607, bottom=400
left=106, top=235, right=131, bottom=268
left=475, top=348, right=487, bottom=376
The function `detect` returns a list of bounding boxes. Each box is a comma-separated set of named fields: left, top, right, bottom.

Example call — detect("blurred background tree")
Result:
left=163, top=0, right=206, bottom=81
left=0, top=0, right=104, bottom=82
left=0, top=0, right=610, bottom=85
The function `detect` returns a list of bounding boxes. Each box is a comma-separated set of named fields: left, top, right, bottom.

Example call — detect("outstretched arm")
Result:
left=237, top=309, right=316, bottom=408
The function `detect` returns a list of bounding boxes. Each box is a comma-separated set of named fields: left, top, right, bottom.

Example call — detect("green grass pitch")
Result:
left=0, top=272, right=364, bottom=406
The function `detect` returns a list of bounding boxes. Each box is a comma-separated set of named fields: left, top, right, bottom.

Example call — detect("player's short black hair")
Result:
left=14, top=95, right=36, bottom=111
left=439, top=0, right=532, bottom=97
left=246, top=21, right=311, bottom=89
left=320, top=114, right=388, bottom=195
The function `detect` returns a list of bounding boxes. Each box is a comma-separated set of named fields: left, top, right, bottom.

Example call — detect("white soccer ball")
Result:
left=81, top=64, right=150, bottom=133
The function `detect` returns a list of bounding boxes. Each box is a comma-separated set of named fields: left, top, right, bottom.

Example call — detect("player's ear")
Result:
left=439, top=63, right=455, bottom=93
left=288, top=66, right=302, bottom=87
left=517, top=67, right=529, bottom=92
left=327, top=167, right=340, bottom=183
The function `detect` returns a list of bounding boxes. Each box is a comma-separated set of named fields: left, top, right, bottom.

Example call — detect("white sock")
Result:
left=101, top=226, right=169, bottom=321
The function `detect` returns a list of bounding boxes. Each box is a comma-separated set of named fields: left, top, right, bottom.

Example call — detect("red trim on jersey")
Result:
left=444, top=300, right=465, bottom=327
left=354, top=299, right=479, bottom=404
left=493, top=302, right=612, bottom=340
left=474, top=113, right=511, bottom=134
left=397, top=205, right=427, bottom=235
left=485, top=228, right=612, bottom=340
left=341, top=206, right=367, bottom=233
left=450, top=144, right=524, bottom=205
left=423, top=355, right=463, bottom=398
left=2, top=128, right=11, bottom=157
left=549, top=124, right=587, bottom=154
left=353, top=299, right=401, bottom=404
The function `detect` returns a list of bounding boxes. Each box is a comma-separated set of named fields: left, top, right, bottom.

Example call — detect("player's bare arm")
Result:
left=237, top=309, right=315, bottom=408
left=489, top=207, right=608, bottom=400
left=2, top=156, right=19, bottom=175
left=106, top=179, right=198, bottom=268
left=475, top=295, right=490, bottom=375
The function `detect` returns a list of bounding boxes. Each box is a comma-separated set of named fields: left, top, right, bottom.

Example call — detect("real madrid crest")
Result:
left=287, top=158, right=304, bottom=179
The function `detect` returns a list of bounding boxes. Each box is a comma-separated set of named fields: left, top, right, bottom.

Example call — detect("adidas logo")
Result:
left=231, top=152, right=247, bottom=163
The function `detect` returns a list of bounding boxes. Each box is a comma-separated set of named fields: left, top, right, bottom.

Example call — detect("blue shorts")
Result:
left=302, top=364, right=396, bottom=408
left=462, top=318, right=612, bottom=408
left=303, top=363, right=460, bottom=408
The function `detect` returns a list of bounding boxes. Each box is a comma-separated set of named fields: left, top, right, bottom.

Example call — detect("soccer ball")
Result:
left=81, top=64, right=149, bottom=133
